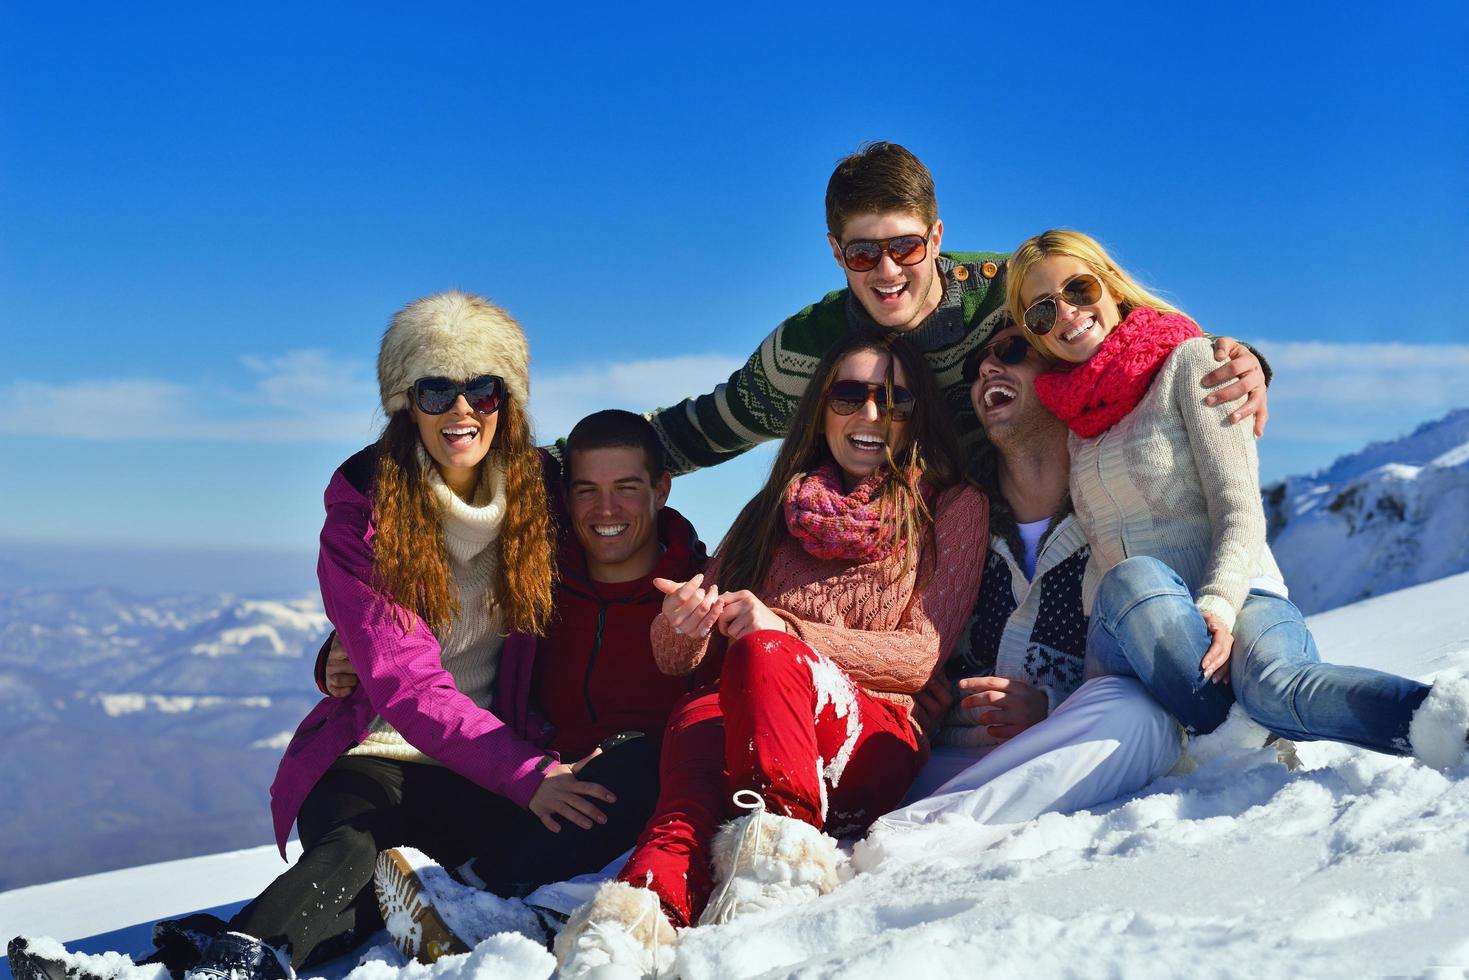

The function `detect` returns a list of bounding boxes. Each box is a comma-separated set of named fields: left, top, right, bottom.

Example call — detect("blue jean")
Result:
left=1086, top=557, right=1430, bottom=755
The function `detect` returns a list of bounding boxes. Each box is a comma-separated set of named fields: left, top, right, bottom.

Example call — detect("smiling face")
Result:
left=829, top=212, right=945, bottom=331
left=411, top=392, right=499, bottom=499
left=969, top=323, right=1057, bottom=450
left=566, top=445, right=671, bottom=583
left=823, top=349, right=911, bottom=490
left=1019, top=255, right=1123, bottom=363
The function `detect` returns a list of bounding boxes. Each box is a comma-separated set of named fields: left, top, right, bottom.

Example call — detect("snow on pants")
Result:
left=618, top=630, right=923, bottom=926
left=872, top=676, right=1181, bottom=847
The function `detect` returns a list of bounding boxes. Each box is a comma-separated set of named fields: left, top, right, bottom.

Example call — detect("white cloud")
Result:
left=0, top=352, right=382, bottom=444
left=1259, top=341, right=1469, bottom=410
left=0, top=351, right=746, bottom=446
left=528, top=353, right=745, bottom=441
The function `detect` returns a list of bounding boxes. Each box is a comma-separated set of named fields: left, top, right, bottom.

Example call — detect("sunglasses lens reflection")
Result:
left=464, top=376, right=504, bottom=414
left=843, top=243, right=882, bottom=272
left=1024, top=298, right=1058, bottom=335
left=1063, top=274, right=1103, bottom=307
left=414, top=377, right=459, bottom=414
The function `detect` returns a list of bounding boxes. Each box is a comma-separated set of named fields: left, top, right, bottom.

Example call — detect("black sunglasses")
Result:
left=838, top=226, right=933, bottom=273
left=962, top=334, right=1030, bottom=383
left=410, top=374, right=506, bottom=415
left=826, top=380, right=915, bottom=421
left=1022, top=273, right=1104, bottom=336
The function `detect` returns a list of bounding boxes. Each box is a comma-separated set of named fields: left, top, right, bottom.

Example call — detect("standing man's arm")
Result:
left=639, top=289, right=857, bottom=475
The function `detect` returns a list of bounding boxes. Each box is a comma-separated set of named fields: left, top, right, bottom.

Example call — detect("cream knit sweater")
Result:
left=1070, top=337, right=1285, bottom=633
left=347, top=450, right=507, bottom=764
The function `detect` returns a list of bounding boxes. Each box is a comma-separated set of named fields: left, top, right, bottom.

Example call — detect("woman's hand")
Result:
left=653, top=573, right=724, bottom=638
left=527, top=748, right=617, bottom=832
left=717, top=590, right=788, bottom=641
left=1200, top=612, right=1235, bottom=684
left=957, top=676, right=1049, bottom=740
left=1203, top=336, right=1269, bottom=437
left=324, top=636, right=359, bottom=698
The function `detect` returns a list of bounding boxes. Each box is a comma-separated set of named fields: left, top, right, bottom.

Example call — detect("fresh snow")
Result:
left=1266, top=408, right=1469, bottom=613
left=4, top=571, right=1467, bottom=979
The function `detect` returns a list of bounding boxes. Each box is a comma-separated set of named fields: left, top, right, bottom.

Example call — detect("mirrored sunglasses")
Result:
left=410, top=374, right=506, bottom=415
left=839, top=227, right=932, bottom=273
left=1022, top=273, right=1104, bottom=335
left=826, top=380, right=915, bottom=421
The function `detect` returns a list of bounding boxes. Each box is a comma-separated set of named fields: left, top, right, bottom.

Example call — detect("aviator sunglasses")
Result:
left=1022, top=273, right=1105, bottom=336
left=410, top=374, right=506, bottom=415
left=838, top=226, right=933, bottom=273
left=826, top=380, right=916, bottom=422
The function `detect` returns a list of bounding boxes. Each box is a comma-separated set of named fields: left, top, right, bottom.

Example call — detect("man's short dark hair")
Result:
left=564, top=410, right=667, bottom=482
left=825, top=141, right=938, bottom=239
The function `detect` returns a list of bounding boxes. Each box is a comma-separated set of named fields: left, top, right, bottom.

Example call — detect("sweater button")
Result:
left=981, top=261, right=999, bottom=279
left=952, top=265, right=970, bottom=282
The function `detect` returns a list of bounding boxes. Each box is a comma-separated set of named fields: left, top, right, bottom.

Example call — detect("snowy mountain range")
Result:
left=3, top=571, right=1466, bottom=979
left=0, top=591, right=328, bottom=890
left=1265, top=408, right=1469, bottom=614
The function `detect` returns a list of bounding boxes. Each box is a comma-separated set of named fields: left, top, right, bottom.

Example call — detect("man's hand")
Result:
left=1199, top=612, right=1235, bottom=685
left=911, top=672, right=955, bottom=734
left=1203, top=336, right=1269, bottom=437
left=957, top=676, right=1049, bottom=741
left=912, top=672, right=955, bottom=722
left=716, top=590, right=788, bottom=641
left=527, top=748, right=617, bottom=832
left=653, top=574, right=724, bottom=639
left=324, top=636, right=359, bottom=699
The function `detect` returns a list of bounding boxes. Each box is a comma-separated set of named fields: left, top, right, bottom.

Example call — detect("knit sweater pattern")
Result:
left=348, top=452, right=507, bottom=763
left=1069, top=337, right=1285, bottom=632
left=651, top=485, right=989, bottom=729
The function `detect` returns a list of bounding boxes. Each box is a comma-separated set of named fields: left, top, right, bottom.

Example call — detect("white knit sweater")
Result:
left=347, top=451, right=507, bottom=764
left=1070, top=337, right=1286, bottom=633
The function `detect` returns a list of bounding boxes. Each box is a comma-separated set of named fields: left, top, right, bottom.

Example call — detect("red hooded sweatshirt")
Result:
left=532, top=506, right=714, bottom=759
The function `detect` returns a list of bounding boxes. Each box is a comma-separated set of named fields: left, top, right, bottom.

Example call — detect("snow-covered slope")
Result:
left=1265, top=408, right=1469, bottom=614
left=5, top=572, right=1467, bottom=979
left=0, top=590, right=328, bottom=890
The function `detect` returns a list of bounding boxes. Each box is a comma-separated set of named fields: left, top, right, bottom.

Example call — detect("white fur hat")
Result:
left=377, top=290, right=530, bottom=415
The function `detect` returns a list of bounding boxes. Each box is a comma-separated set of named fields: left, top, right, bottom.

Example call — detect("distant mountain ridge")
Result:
left=0, top=589, right=328, bottom=890
left=1265, top=408, right=1469, bottom=614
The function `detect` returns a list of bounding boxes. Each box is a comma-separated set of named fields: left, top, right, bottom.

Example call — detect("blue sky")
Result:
left=2, top=1, right=1466, bottom=591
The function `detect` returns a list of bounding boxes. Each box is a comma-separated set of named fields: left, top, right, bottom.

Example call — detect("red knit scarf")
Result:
left=1033, top=307, right=1203, bottom=438
left=783, top=464, right=899, bottom=564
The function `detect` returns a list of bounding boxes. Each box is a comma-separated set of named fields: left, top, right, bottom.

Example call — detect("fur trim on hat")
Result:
left=1409, top=672, right=1469, bottom=771
left=378, top=290, right=530, bottom=416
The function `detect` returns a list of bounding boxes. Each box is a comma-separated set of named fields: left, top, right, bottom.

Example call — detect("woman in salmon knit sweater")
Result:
left=553, top=330, right=989, bottom=977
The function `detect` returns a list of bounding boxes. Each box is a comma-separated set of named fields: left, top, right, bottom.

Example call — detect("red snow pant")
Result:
left=617, top=630, right=924, bottom=926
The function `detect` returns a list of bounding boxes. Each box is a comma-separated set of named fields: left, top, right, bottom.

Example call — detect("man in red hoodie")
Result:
left=322, top=410, right=710, bottom=902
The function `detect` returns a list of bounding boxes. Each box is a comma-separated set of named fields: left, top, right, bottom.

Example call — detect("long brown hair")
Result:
left=716, top=331, right=964, bottom=595
left=369, top=396, right=556, bottom=637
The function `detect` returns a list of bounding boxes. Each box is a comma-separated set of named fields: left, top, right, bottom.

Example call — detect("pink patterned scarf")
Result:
left=1033, top=306, right=1203, bottom=438
left=782, top=464, right=899, bottom=564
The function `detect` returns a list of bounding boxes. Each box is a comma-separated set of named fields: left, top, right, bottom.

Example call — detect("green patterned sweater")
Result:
left=648, top=252, right=1011, bottom=475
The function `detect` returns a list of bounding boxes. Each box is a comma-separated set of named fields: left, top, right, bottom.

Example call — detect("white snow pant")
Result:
left=874, top=676, right=1181, bottom=835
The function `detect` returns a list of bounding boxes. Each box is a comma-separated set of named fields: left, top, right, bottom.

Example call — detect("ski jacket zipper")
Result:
left=582, top=604, right=608, bottom=724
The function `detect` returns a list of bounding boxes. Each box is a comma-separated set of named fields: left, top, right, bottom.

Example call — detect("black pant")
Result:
left=229, top=733, right=661, bottom=969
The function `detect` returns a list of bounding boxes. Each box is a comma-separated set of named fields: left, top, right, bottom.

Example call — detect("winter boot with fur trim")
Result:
left=553, top=880, right=677, bottom=980
left=1409, top=674, right=1469, bottom=771
left=698, top=791, right=843, bottom=926
left=373, top=847, right=472, bottom=963
left=184, top=932, right=291, bottom=980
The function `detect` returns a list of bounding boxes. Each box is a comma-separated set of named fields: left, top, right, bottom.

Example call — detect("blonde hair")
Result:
left=1005, top=229, right=1187, bottom=350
